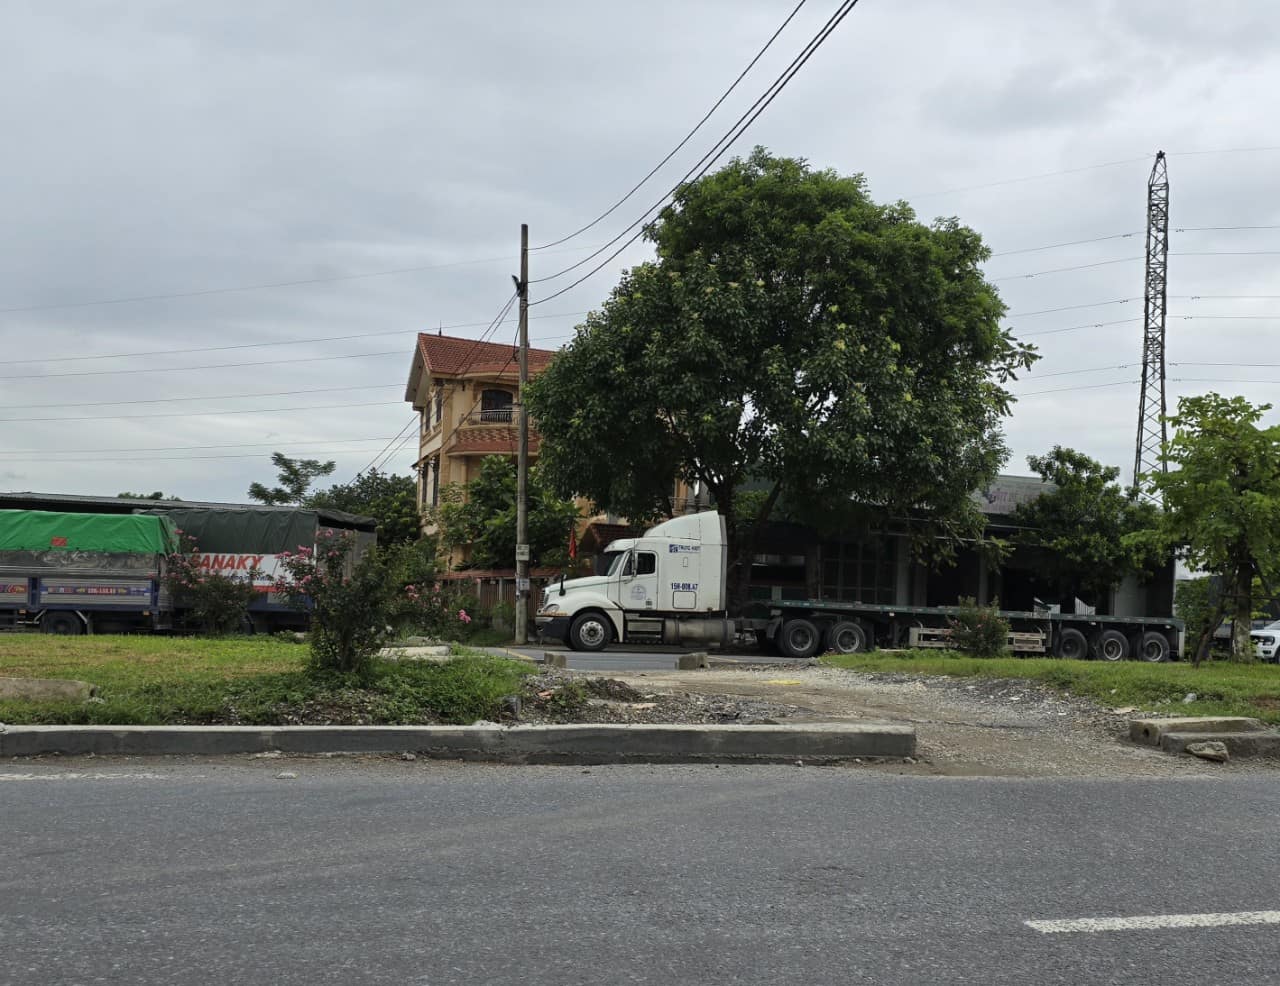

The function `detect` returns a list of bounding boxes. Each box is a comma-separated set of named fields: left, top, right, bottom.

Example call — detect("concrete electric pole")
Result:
left=514, top=223, right=531, bottom=644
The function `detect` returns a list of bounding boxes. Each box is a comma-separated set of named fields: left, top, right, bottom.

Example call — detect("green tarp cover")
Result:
left=0, top=510, right=178, bottom=554
left=147, top=509, right=320, bottom=554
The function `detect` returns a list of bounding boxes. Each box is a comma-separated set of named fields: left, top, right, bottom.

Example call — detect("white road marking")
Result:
left=0, top=772, right=166, bottom=781
left=1026, top=911, right=1280, bottom=934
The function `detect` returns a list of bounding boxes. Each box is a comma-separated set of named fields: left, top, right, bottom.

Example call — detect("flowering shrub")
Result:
left=398, top=580, right=479, bottom=639
left=947, top=597, right=1010, bottom=657
left=164, top=531, right=260, bottom=636
left=274, top=529, right=391, bottom=673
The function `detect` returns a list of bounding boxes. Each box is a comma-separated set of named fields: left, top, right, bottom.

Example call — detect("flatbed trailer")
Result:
left=536, top=512, right=1183, bottom=662
left=759, top=599, right=1183, bottom=662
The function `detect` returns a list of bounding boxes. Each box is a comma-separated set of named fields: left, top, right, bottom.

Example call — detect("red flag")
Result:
left=568, top=523, right=577, bottom=560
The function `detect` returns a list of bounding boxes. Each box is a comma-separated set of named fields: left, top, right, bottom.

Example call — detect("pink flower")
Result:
left=458, top=609, right=471, bottom=624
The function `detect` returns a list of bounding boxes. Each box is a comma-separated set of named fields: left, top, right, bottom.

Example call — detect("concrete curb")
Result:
left=0, top=721, right=914, bottom=764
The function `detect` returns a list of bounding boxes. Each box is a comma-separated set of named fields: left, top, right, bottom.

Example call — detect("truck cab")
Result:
left=536, top=512, right=730, bottom=651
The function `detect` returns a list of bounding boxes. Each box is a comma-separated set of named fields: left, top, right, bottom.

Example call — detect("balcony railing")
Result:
left=461, top=408, right=514, bottom=425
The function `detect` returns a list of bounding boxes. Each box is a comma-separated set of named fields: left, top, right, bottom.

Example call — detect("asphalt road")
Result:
left=4, top=760, right=1280, bottom=985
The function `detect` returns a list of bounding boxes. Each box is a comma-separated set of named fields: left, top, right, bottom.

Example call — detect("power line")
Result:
left=0, top=310, right=589, bottom=367
left=0, top=437, right=398, bottom=456
left=0, top=349, right=403, bottom=381
left=907, top=145, right=1280, bottom=202
left=532, top=0, right=810, bottom=251
left=0, top=448, right=416, bottom=465
left=990, top=257, right=1143, bottom=282
left=908, top=157, right=1150, bottom=200
left=0, top=383, right=399, bottom=412
left=1017, top=379, right=1140, bottom=398
left=1175, top=225, right=1280, bottom=233
left=1170, top=294, right=1280, bottom=300
left=358, top=414, right=420, bottom=478
left=989, top=231, right=1142, bottom=257
left=528, top=0, right=863, bottom=305
left=1008, top=298, right=1137, bottom=318
left=1018, top=317, right=1142, bottom=338
left=0, top=400, right=402, bottom=424
left=0, top=246, right=600, bottom=316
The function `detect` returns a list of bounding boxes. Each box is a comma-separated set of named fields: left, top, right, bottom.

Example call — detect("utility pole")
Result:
left=514, top=223, right=531, bottom=644
left=1133, top=151, right=1170, bottom=502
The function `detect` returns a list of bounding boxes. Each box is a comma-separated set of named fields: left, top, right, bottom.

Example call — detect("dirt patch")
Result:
left=516, top=669, right=798, bottom=726
left=583, top=664, right=1279, bottom=777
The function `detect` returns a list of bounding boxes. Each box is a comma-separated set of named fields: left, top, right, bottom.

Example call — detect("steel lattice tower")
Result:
left=1133, top=151, right=1170, bottom=501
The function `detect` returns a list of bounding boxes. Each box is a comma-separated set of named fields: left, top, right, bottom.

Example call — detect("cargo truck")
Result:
left=535, top=512, right=1182, bottom=661
left=0, top=497, right=376, bottom=634
left=0, top=509, right=178, bottom=634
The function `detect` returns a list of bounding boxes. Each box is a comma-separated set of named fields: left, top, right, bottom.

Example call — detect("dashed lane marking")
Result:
left=1026, top=911, right=1280, bottom=933
left=0, top=772, right=167, bottom=781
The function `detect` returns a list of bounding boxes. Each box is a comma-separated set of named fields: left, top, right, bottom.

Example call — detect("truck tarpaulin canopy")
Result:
left=150, top=509, right=324, bottom=554
left=0, top=510, right=178, bottom=554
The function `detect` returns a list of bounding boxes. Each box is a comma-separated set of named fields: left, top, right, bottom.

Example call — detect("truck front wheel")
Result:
left=569, top=612, right=612, bottom=652
left=778, top=618, right=820, bottom=659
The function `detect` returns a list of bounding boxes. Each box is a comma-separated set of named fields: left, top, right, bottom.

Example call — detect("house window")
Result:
left=433, top=388, right=443, bottom=425
left=431, top=456, right=440, bottom=506
left=480, top=389, right=514, bottom=423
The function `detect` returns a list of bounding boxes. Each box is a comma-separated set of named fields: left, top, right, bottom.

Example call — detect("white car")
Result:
left=1252, top=620, right=1280, bottom=662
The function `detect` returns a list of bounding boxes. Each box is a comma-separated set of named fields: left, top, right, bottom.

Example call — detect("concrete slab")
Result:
left=378, top=646, right=452, bottom=662
left=0, top=721, right=915, bottom=764
left=1159, top=730, right=1280, bottom=759
left=1129, top=717, right=1265, bottom=746
left=0, top=677, right=96, bottom=703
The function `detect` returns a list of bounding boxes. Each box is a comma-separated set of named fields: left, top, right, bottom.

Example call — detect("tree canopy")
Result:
left=432, top=456, right=578, bottom=570
left=1012, top=446, right=1161, bottom=604
left=527, top=149, right=1036, bottom=605
left=1147, top=393, right=1280, bottom=661
left=247, top=453, right=335, bottom=506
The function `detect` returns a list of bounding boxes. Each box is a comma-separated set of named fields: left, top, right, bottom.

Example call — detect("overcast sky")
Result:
left=2, top=0, right=1278, bottom=504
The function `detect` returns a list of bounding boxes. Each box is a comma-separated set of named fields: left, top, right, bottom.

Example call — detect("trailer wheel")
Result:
left=1097, top=629, right=1130, bottom=662
left=777, top=618, right=821, bottom=659
left=825, top=620, right=867, bottom=654
left=41, top=612, right=83, bottom=635
left=1139, top=631, right=1171, bottom=663
left=568, top=611, right=612, bottom=652
left=1056, top=627, right=1088, bottom=660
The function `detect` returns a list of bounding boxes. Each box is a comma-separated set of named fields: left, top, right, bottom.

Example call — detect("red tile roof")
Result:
left=417, top=333, right=557, bottom=378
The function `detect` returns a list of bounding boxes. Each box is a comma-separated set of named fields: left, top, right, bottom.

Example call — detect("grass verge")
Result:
left=823, top=650, right=1280, bottom=724
left=0, top=635, right=531, bottom=726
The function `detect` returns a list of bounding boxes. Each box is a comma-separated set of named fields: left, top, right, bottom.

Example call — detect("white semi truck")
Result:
left=535, top=511, right=1183, bottom=661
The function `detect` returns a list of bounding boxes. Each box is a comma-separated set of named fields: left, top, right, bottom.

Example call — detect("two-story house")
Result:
left=404, top=332, right=557, bottom=558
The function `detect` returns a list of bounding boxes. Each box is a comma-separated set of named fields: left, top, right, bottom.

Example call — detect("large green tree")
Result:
left=1013, top=447, right=1161, bottom=605
left=433, top=456, right=579, bottom=570
left=308, top=469, right=421, bottom=545
left=1147, top=393, right=1280, bottom=662
left=248, top=453, right=335, bottom=505
left=527, top=149, right=1036, bottom=606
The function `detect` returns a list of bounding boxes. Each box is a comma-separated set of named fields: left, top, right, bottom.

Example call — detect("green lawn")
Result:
left=0, top=635, right=530, bottom=726
left=823, top=650, right=1280, bottom=723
